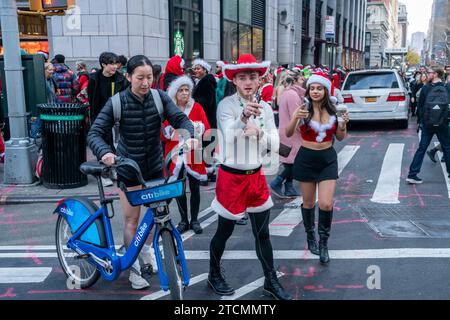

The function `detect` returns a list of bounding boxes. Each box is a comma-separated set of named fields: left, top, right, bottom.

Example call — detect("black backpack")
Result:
left=423, top=84, right=450, bottom=132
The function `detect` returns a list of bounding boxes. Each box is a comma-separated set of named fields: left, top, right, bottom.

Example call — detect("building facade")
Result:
left=365, top=0, right=401, bottom=68
left=397, top=2, right=407, bottom=49
left=42, top=0, right=282, bottom=68
left=426, top=0, right=449, bottom=66
left=277, top=0, right=367, bottom=70
left=411, top=31, right=425, bottom=56
left=1, top=0, right=367, bottom=69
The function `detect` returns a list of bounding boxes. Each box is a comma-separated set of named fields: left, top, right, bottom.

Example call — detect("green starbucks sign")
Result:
left=174, top=30, right=185, bottom=57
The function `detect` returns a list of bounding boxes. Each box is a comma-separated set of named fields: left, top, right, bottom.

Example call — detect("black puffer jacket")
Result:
left=87, top=87, right=194, bottom=181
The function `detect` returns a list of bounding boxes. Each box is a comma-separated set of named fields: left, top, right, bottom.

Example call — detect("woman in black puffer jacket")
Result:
left=87, top=55, right=195, bottom=290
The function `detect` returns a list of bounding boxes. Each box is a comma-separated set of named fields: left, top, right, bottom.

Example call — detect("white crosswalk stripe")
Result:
left=140, top=273, right=208, bottom=300
left=270, top=145, right=361, bottom=237
left=435, top=142, right=450, bottom=198
left=0, top=268, right=52, bottom=283
left=221, top=271, right=284, bottom=300
left=371, top=143, right=404, bottom=204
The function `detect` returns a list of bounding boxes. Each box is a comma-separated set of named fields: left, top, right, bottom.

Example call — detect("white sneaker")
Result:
left=101, top=177, right=113, bottom=187
left=129, top=271, right=150, bottom=290
left=140, top=244, right=158, bottom=274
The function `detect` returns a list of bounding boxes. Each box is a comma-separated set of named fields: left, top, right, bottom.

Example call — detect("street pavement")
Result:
left=1, top=119, right=450, bottom=300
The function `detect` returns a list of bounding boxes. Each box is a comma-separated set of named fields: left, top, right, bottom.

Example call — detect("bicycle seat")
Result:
left=80, top=162, right=108, bottom=176
left=144, top=178, right=166, bottom=189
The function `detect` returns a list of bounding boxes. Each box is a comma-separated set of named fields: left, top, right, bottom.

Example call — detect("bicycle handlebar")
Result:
left=112, top=143, right=190, bottom=187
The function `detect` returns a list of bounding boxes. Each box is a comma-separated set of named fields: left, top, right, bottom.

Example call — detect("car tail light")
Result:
left=387, top=92, right=406, bottom=102
left=343, top=94, right=354, bottom=104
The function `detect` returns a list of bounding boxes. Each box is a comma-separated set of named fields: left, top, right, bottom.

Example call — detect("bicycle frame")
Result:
left=64, top=201, right=190, bottom=290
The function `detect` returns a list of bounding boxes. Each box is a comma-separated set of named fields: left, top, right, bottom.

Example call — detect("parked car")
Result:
left=341, top=69, right=410, bottom=129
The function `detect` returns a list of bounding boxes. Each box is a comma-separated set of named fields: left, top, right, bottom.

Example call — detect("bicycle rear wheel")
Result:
left=55, top=214, right=100, bottom=289
left=161, top=229, right=184, bottom=300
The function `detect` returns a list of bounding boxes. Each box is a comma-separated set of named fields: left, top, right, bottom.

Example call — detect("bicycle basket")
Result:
left=125, top=180, right=185, bottom=207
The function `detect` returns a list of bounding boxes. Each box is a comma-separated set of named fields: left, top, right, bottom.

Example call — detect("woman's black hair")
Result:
left=99, top=52, right=118, bottom=67
left=126, top=55, right=153, bottom=75
left=304, top=85, right=337, bottom=126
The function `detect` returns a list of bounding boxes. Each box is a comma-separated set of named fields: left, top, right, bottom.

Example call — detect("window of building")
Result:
left=302, top=0, right=310, bottom=38
left=315, top=0, right=323, bottom=39
left=221, top=0, right=265, bottom=62
left=169, top=0, right=203, bottom=65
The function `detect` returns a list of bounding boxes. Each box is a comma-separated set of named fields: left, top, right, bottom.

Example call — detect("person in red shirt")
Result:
left=161, top=75, right=211, bottom=234
left=285, top=72, right=349, bottom=265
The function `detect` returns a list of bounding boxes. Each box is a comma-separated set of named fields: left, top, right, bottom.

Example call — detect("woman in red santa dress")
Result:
left=162, top=75, right=211, bottom=235
left=286, top=72, right=349, bottom=265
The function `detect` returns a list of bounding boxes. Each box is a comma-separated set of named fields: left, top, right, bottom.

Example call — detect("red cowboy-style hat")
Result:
left=223, top=54, right=271, bottom=81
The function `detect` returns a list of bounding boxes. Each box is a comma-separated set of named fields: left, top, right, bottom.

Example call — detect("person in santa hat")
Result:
left=160, top=55, right=185, bottom=91
left=208, top=53, right=292, bottom=300
left=162, top=75, right=211, bottom=234
left=214, top=60, right=226, bottom=81
left=285, top=72, right=349, bottom=265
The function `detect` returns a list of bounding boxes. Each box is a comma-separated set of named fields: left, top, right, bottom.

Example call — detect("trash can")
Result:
left=38, top=103, right=88, bottom=189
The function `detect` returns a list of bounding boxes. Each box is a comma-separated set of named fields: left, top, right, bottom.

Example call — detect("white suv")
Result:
left=341, top=69, right=410, bottom=129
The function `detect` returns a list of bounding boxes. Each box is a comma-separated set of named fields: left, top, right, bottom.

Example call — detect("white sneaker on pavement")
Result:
left=140, top=244, right=158, bottom=274
left=129, top=260, right=150, bottom=290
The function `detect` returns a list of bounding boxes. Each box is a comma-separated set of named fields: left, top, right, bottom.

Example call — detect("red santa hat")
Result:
left=167, top=75, right=194, bottom=102
left=193, top=58, right=212, bottom=73
left=223, top=54, right=271, bottom=81
left=306, top=72, right=333, bottom=95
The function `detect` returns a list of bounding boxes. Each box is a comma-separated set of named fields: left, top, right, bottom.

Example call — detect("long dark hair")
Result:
left=304, top=86, right=337, bottom=125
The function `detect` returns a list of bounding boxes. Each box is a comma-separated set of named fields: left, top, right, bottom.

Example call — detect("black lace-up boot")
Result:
left=263, top=270, right=292, bottom=300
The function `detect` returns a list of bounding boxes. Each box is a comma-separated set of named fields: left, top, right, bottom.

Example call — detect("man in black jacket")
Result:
left=88, top=52, right=129, bottom=125
left=407, top=66, right=450, bottom=184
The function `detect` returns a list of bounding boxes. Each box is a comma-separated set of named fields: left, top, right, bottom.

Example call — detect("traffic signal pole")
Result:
left=0, top=0, right=37, bottom=184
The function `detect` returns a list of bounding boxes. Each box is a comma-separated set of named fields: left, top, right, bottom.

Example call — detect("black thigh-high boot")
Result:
left=301, top=205, right=319, bottom=255
left=318, top=208, right=333, bottom=264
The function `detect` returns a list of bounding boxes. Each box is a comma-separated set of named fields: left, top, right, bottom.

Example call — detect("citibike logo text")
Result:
left=134, top=223, right=148, bottom=247
left=141, top=190, right=171, bottom=201
left=60, top=206, right=74, bottom=217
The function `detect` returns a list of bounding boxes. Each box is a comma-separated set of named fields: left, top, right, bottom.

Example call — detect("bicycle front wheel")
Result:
left=55, top=214, right=100, bottom=289
left=161, top=229, right=184, bottom=300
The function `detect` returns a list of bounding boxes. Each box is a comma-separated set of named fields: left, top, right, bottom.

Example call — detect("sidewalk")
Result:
left=0, top=165, right=121, bottom=205
left=0, top=149, right=120, bottom=205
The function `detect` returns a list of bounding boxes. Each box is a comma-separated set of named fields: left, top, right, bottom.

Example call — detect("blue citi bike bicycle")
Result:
left=54, top=147, right=190, bottom=300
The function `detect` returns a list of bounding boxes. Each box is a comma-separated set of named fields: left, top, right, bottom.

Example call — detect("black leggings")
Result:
left=176, top=173, right=200, bottom=222
left=280, top=163, right=294, bottom=183
left=210, top=210, right=274, bottom=275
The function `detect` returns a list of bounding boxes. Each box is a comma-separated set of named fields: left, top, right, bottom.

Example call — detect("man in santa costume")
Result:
left=208, top=54, right=292, bottom=300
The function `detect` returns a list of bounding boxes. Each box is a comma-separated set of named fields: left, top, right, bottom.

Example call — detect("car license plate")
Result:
left=365, top=97, right=377, bottom=103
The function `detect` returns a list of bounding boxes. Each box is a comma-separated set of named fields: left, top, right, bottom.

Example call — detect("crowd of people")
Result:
left=80, top=51, right=352, bottom=299
left=2, top=48, right=450, bottom=299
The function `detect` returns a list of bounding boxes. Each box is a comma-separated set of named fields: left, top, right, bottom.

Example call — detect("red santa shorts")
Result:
left=211, top=165, right=273, bottom=221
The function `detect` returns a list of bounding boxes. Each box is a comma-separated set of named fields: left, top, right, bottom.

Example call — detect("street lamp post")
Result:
left=0, top=0, right=38, bottom=184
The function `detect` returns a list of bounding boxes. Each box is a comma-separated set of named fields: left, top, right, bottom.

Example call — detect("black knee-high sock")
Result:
left=188, top=174, right=200, bottom=221
left=249, top=210, right=274, bottom=276
left=209, top=216, right=235, bottom=270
